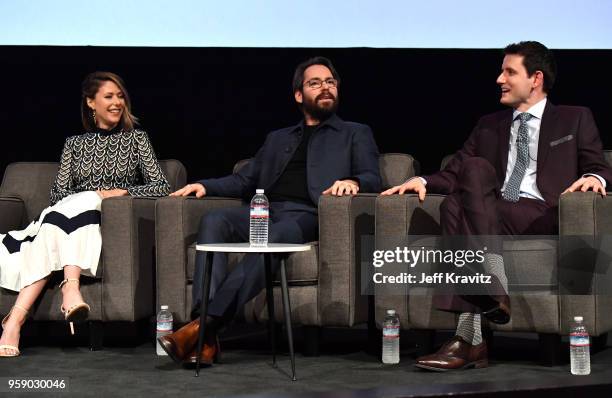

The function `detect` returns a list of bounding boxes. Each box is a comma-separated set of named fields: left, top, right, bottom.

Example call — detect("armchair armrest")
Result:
left=375, top=194, right=445, bottom=239
left=318, top=193, right=382, bottom=326
left=99, top=196, right=159, bottom=321
left=0, top=197, right=25, bottom=233
left=559, top=192, right=612, bottom=335
left=155, top=196, right=243, bottom=322
left=559, top=191, right=612, bottom=235
left=374, top=194, right=446, bottom=327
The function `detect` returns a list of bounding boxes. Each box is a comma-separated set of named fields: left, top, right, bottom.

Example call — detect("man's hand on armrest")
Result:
left=562, top=176, right=606, bottom=196
left=322, top=179, right=359, bottom=196
left=380, top=177, right=427, bottom=202
left=170, top=183, right=207, bottom=198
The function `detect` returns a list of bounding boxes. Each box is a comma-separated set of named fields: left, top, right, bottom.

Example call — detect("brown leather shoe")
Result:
left=414, top=336, right=488, bottom=371
left=182, top=333, right=221, bottom=366
left=157, top=319, right=200, bottom=364
left=482, top=295, right=511, bottom=325
left=461, top=294, right=511, bottom=325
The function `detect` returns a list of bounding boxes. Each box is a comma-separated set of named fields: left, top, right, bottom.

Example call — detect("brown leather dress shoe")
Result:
left=461, top=294, right=511, bottom=325
left=481, top=295, right=511, bottom=325
left=157, top=319, right=200, bottom=364
left=414, top=336, right=488, bottom=371
left=182, top=334, right=221, bottom=366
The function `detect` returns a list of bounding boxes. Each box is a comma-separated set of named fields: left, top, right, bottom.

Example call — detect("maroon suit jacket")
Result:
left=424, top=102, right=612, bottom=207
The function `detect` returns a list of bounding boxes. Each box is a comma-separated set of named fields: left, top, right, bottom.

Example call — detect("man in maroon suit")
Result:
left=383, top=41, right=612, bottom=371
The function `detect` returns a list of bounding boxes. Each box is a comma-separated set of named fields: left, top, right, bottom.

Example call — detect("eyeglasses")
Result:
left=303, top=78, right=338, bottom=89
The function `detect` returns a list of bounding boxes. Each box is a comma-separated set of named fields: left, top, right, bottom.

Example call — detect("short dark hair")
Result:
left=504, top=41, right=557, bottom=93
left=292, top=56, right=340, bottom=93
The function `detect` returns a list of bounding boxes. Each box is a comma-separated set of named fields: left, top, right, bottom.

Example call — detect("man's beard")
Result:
left=302, top=91, right=339, bottom=122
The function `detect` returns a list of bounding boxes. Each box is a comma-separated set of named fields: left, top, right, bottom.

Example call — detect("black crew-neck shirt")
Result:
left=267, top=124, right=316, bottom=205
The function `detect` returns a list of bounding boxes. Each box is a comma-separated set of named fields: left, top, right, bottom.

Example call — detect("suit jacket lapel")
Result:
left=497, top=110, right=513, bottom=182
left=537, top=101, right=556, bottom=176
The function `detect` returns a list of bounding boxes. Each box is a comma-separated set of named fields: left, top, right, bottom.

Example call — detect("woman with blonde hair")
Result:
left=0, top=71, right=170, bottom=357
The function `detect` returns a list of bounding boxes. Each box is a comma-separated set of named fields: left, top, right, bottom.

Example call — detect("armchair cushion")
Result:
left=379, top=153, right=419, bottom=190
left=0, top=197, right=25, bottom=232
left=159, top=159, right=187, bottom=191
left=0, top=162, right=58, bottom=221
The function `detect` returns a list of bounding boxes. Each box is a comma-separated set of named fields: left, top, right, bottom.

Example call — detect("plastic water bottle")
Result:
left=156, top=305, right=173, bottom=356
left=570, top=316, right=591, bottom=375
left=249, top=189, right=269, bottom=247
left=382, top=309, right=400, bottom=364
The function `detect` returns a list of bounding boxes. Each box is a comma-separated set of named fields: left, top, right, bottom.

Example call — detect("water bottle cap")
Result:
left=256, top=189, right=264, bottom=194
left=160, top=305, right=168, bottom=310
left=386, top=309, right=396, bottom=315
left=574, top=316, right=583, bottom=322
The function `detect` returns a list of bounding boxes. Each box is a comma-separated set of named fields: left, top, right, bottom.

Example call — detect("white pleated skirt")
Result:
left=0, top=191, right=102, bottom=292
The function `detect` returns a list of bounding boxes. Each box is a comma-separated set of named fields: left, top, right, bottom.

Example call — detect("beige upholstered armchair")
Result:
left=0, top=160, right=186, bottom=349
left=155, top=153, right=417, bottom=354
left=374, top=151, right=612, bottom=365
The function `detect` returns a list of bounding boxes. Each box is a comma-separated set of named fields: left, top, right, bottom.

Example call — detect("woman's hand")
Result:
left=96, top=189, right=129, bottom=199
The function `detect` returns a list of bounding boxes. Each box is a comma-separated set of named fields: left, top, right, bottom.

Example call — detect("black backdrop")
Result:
left=1, top=46, right=611, bottom=182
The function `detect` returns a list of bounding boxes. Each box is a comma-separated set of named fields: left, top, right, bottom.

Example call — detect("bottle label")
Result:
left=250, top=206, right=269, bottom=218
left=570, top=332, right=590, bottom=347
left=156, top=321, right=173, bottom=332
left=383, top=325, right=400, bottom=338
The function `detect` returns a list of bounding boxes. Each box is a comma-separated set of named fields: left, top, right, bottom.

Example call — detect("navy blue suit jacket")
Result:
left=199, top=114, right=381, bottom=204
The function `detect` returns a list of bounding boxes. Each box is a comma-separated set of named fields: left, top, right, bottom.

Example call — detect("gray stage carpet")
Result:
left=0, top=326, right=610, bottom=397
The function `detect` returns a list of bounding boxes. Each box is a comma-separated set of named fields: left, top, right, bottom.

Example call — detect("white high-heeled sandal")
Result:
left=59, top=278, right=90, bottom=335
left=0, top=304, right=29, bottom=358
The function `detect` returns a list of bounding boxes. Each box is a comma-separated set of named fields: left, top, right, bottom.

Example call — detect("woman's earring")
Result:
left=92, top=110, right=96, bottom=125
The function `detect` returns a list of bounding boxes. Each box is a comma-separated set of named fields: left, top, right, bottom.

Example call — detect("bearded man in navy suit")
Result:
left=159, top=56, right=381, bottom=365
left=383, top=41, right=612, bottom=371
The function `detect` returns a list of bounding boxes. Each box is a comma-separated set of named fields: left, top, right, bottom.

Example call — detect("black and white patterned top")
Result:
left=50, top=128, right=171, bottom=204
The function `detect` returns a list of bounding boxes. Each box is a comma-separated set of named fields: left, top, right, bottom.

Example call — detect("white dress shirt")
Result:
left=500, top=98, right=547, bottom=200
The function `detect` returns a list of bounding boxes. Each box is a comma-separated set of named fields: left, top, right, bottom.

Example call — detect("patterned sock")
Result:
left=483, top=253, right=508, bottom=294
left=455, top=312, right=483, bottom=345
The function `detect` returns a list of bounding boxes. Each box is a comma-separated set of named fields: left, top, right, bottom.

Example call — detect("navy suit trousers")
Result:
left=191, top=201, right=318, bottom=320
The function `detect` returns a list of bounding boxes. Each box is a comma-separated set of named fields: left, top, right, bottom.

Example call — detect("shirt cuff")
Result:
left=402, top=176, right=427, bottom=186
left=583, top=173, right=607, bottom=189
